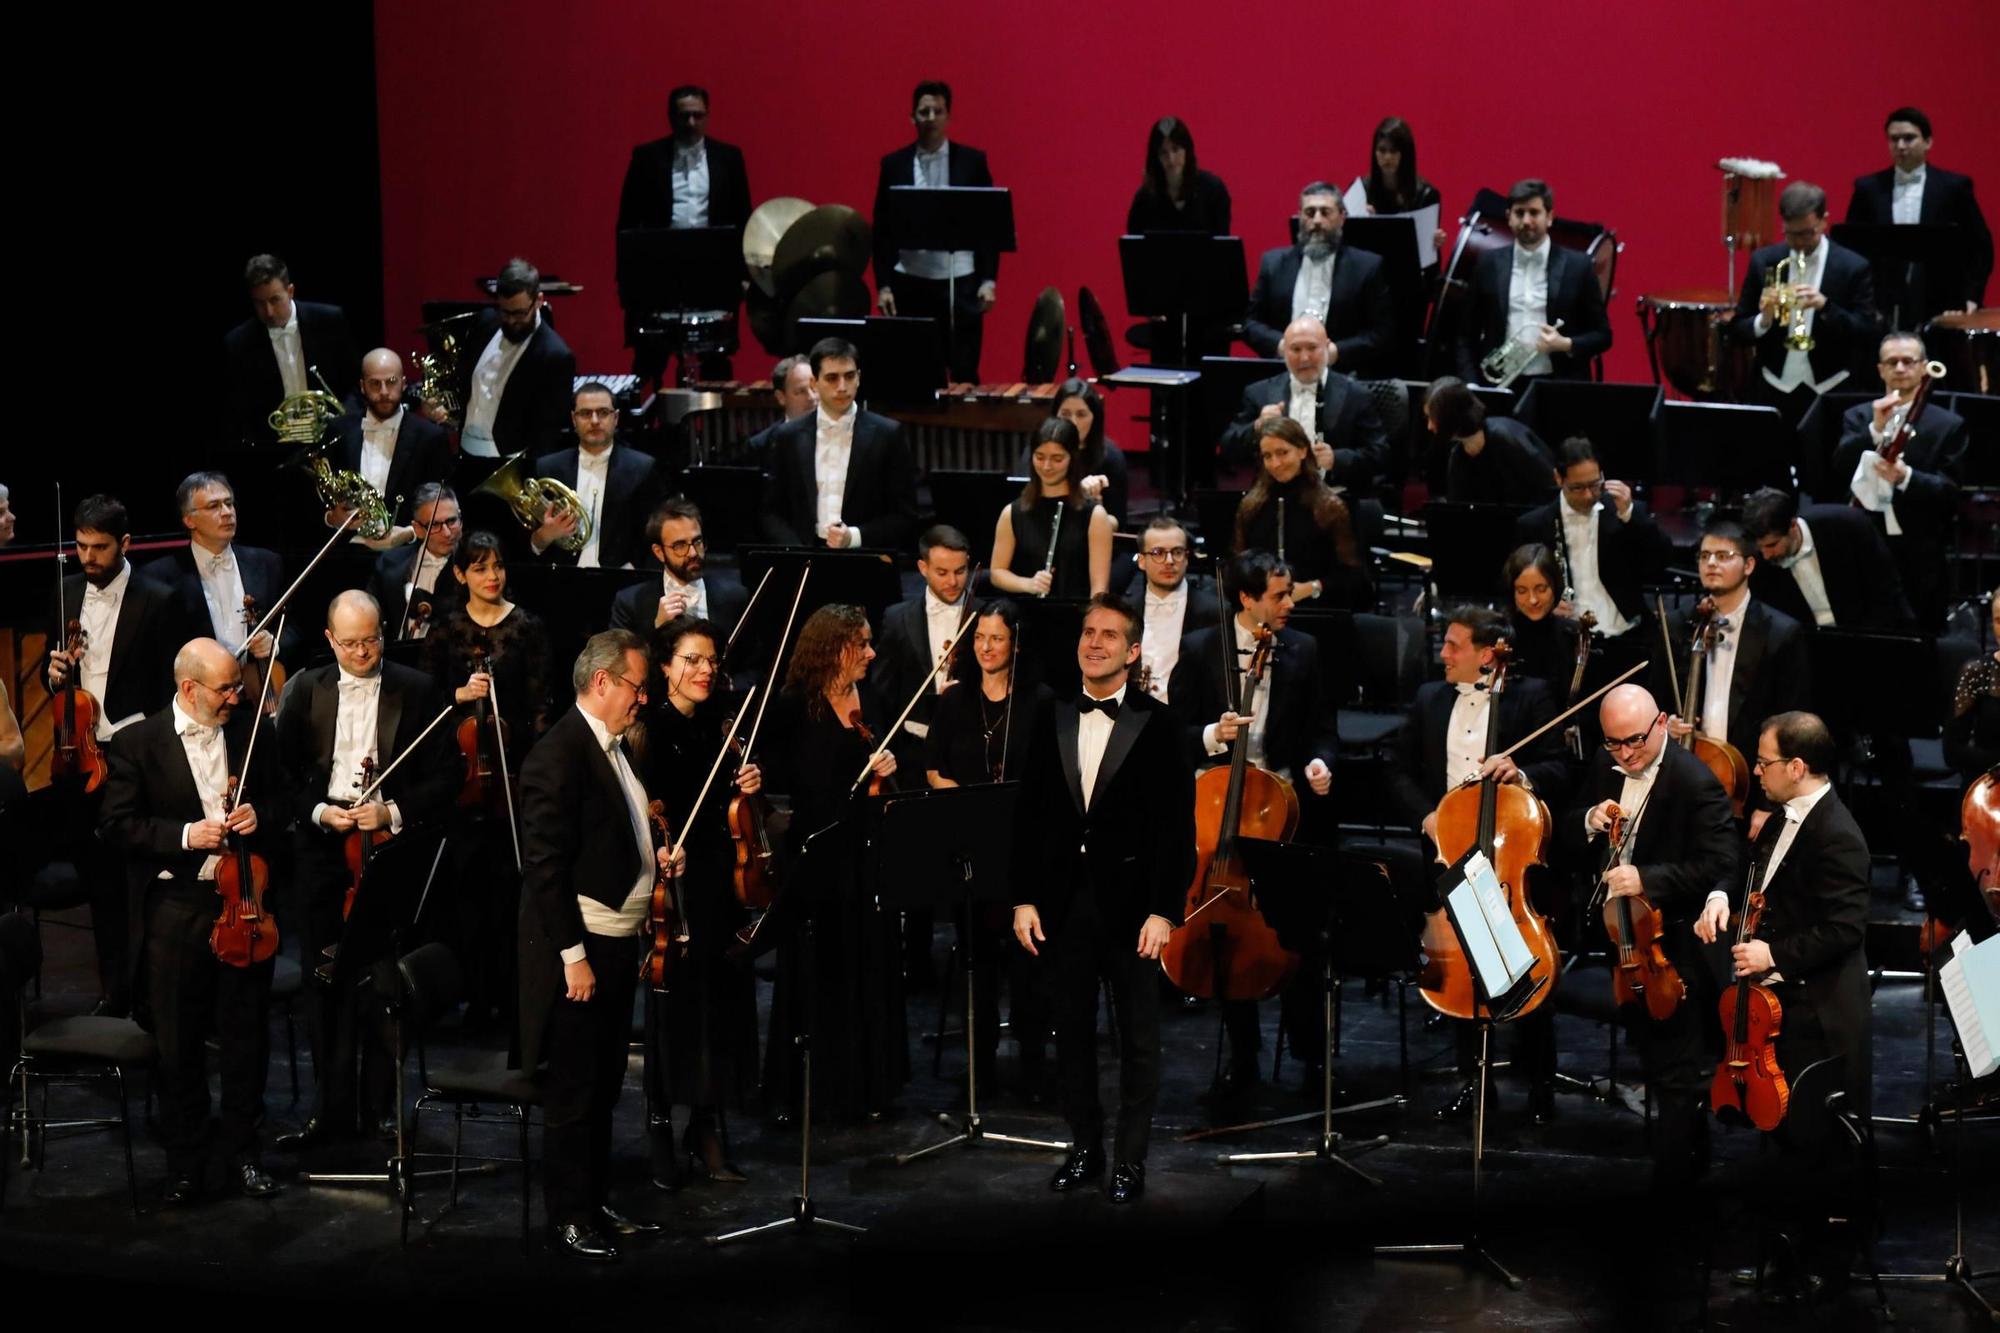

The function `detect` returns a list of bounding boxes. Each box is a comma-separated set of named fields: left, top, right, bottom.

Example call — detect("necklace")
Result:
left=979, top=690, right=1010, bottom=741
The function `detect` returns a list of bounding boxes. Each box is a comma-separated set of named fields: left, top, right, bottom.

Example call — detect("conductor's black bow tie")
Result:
left=1077, top=695, right=1121, bottom=718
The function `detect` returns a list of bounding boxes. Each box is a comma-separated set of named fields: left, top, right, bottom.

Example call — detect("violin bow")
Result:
left=233, top=611, right=285, bottom=802
left=1478, top=658, right=1650, bottom=771
left=722, top=563, right=778, bottom=668
left=672, top=685, right=759, bottom=857
left=850, top=582, right=982, bottom=797
left=1655, top=595, right=1681, bottom=707
left=481, top=652, right=524, bottom=874
left=352, top=704, right=459, bottom=806
left=245, top=509, right=363, bottom=649
left=736, top=562, right=811, bottom=775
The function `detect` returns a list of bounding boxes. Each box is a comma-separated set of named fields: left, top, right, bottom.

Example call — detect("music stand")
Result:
left=735, top=546, right=902, bottom=659
left=301, top=832, right=456, bottom=1208
left=619, top=226, right=746, bottom=384
left=1807, top=630, right=1936, bottom=740
left=870, top=784, right=1070, bottom=1166
left=1661, top=400, right=1792, bottom=498
left=1182, top=841, right=1406, bottom=1183
left=1832, top=222, right=1971, bottom=331
left=707, top=820, right=867, bottom=1244
left=1341, top=216, right=1427, bottom=376
left=881, top=185, right=1017, bottom=365
left=929, top=471, right=1026, bottom=555
left=1013, top=596, right=1090, bottom=699
left=1418, top=502, right=1534, bottom=601
left=795, top=316, right=948, bottom=407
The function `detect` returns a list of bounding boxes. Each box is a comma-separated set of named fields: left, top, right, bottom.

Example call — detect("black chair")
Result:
left=1, top=911, right=154, bottom=1214
left=397, top=942, right=540, bottom=1250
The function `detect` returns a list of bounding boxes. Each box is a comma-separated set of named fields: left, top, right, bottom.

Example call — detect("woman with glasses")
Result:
left=761, top=605, right=906, bottom=1122
left=1232, top=417, right=1371, bottom=610
left=991, top=418, right=1115, bottom=602
left=423, top=529, right=550, bottom=1031
left=633, top=616, right=763, bottom=1186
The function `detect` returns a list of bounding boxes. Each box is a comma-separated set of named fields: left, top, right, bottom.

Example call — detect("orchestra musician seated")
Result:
left=1501, top=544, right=1582, bottom=691
left=1013, top=378, right=1131, bottom=529
left=989, top=419, right=1114, bottom=602
left=1453, top=179, right=1611, bottom=385
left=1243, top=182, right=1394, bottom=376
left=1219, top=316, right=1390, bottom=491
left=524, top=382, right=662, bottom=570
left=368, top=483, right=465, bottom=643
left=1232, top=417, right=1372, bottom=611
left=1121, top=514, right=1220, bottom=705
left=1739, top=486, right=1913, bottom=633
left=609, top=497, right=748, bottom=641
left=1425, top=378, right=1557, bottom=506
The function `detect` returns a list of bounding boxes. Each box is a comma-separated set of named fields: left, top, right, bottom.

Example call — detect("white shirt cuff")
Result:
left=1753, top=313, right=1772, bottom=338
left=386, top=801, right=404, bottom=836
left=559, top=943, right=587, bottom=965
left=1202, top=723, right=1226, bottom=756
left=311, top=801, right=331, bottom=829
left=181, top=823, right=196, bottom=851
left=1705, top=889, right=1729, bottom=907
left=845, top=527, right=862, bottom=549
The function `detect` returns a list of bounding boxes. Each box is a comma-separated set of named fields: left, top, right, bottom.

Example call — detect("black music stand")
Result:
left=1832, top=222, right=1971, bottom=330
left=795, top=316, right=948, bottom=406
left=1014, top=596, right=1090, bottom=699
left=618, top=227, right=745, bottom=317
left=929, top=470, right=1026, bottom=555
left=1119, top=233, right=1247, bottom=366
left=300, top=832, right=455, bottom=1210
left=881, top=185, right=1017, bottom=371
left=1418, top=502, right=1535, bottom=601
left=706, top=821, right=867, bottom=1245
left=1807, top=630, right=1935, bottom=740
left=1340, top=216, right=1428, bottom=376
left=1182, top=841, right=1406, bottom=1183
left=1661, top=401, right=1792, bottom=498
left=871, top=784, right=1070, bottom=1166
left=735, top=546, right=902, bottom=660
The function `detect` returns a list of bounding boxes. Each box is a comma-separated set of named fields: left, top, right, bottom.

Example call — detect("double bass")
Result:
left=1598, top=805, right=1685, bottom=1021
left=1421, top=642, right=1561, bottom=1020
left=1712, top=855, right=1788, bottom=1130
left=1157, top=624, right=1301, bottom=1001
left=1664, top=597, right=1752, bottom=816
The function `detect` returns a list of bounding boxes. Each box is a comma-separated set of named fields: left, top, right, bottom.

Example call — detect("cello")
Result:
left=1157, top=624, right=1301, bottom=1001
left=1598, top=804, right=1685, bottom=1022
left=1421, top=642, right=1561, bottom=1020
left=1963, top=766, right=2000, bottom=930
left=1712, top=853, right=1789, bottom=1130
left=1661, top=596, right=1752, bottom=816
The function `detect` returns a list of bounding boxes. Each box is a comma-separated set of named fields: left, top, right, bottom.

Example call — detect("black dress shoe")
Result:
left=1106, top=1160, right=1146, bottom=1204
left=598, top=1204, right=662, bottom=1236
left=1434, top=1078, right=1495, bottom=1122
left=552, top=1222, right=619, bottom=1262
left=236, top=1163, right=280, bottom=1198
left=1901, top=877, right=1928, bottom=914
left=163, top=1174, right=203, bottom=1207
left=1049, top=1147, right=1104, bottom=1192
left=273, top=1117, right=352, bottom=1151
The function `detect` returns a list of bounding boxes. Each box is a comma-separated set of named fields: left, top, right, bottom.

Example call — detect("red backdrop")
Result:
left=375, top=0, right=2000, bottom=387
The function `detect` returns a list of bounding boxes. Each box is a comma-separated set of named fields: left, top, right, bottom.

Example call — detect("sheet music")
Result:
left=1939, top=932, right=1999, bottom=1079
left=1342, top=177, right=1441, bottom=268
left=1342, top=176, right=1370, bottom=215
left=1444, top=850, right=1536, bottom=999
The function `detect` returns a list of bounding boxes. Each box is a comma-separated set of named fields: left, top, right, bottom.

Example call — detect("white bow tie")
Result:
left=207, top=553, right=233, bottom=577
left=84, top=583, right=116, bottom=603
left=1454, top=682, right=1484, bottom=698
left=180, top=723, right=217, bottom=741
left=1895, top=169, right=1922, bottom=185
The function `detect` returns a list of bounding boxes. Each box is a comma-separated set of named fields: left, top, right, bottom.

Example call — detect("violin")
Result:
left=1421, top=642, right=1561, bottom=1020
left=340, top=756, right=392, bottom=920
left=239, top=595, right=286, bottom=718
left=455, top=646, right=513, bottom=814
left=1672, top=597, right=1752, bottom=817
left=848, top=709, right=896, bottom=797
left=210, top=775, right=279, bottom=966
left=405, top=597, right=435, bottom=641
left=50, top=619, right=108, bottom=792
left=1712, top=855, right=1788, bottom=1130
left=1158, top=624, right=1301, bottom=1001
left=644, top=799, right=685, bottom=991
left=724, top=723, right=777, bottom=909
left=1598, top=805, right=1685, bottom=1022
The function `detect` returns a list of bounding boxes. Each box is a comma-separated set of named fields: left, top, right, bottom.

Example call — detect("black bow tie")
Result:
left=1077, top=695, right=1121, bottom=718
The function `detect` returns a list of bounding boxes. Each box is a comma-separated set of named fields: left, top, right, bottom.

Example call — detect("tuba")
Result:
left=1768, top=254, right=1815, bottom=352
left=411, top=311, right=479, bottom=429
left=474, top=453, right=593, bottom=553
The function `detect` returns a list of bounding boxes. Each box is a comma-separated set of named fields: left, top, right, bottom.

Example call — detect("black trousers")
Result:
left=541, top=930, right=640, bottom=1229
left=293, top=835, right=394, bottom=1127
left=60, top=779, right=127, bottom=1006
left=142, top=880, right=273, bottom=1178
left=1623, top=934, right=1718, bottom=1191
left=1051, top=885, right=1161, bottom=1163
left=966, top=902, right=1051, bottom=1072
left=891, top=272, right=985, bottom=383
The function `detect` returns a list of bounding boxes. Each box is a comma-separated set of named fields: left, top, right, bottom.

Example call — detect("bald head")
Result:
left=325, top=590, right=385, bottom=678
left=1281, top=317, right=1331, bottom=380
left=174, top=637, right=244, bottom=726
left=361, top=347, right=406, bottom=421
left=1600, top=684, right=1664, bottom=773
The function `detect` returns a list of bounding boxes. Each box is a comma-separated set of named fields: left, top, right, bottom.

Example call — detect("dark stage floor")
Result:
left=4, top=883, right=1996, bottom=1330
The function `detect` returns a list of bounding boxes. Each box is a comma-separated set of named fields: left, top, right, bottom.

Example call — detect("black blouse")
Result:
left=422, top=603, right=550, bottom=764
left=929, top=680, right=1055, bottom=785
left=1012, top=438, right=1131, bottom=527
left=1126, top=169, right=1233, bottom=237
left=1006, top=497, right=1099, bottom=601
left=1946, top=655, right=2000, bottom=779
left=1234, top=477, right=1371, bottom=610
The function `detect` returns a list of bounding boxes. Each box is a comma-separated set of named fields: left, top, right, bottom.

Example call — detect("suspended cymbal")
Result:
left=773, top=205, right=872, bottom=299
left=1078, top=286, right=1121, bottom=378
left=783, top=270, right=871, bottom=350
left=1022, top=286, right=1066, bottom=383
left=743, top=196, right=814, bottom=297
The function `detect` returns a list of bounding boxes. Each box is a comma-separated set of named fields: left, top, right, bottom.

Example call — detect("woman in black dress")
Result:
left=762, top=605, right=905, bottom=1121
left=1233, top=417, right=1372, bottom=610
left=1012, top=378, right=1131, bottom=529
left=991, top=418, right=1114, bottom=602
left=423, top=529, right=549, bottom=1029
left=635, top=616, right=762, bottom=1185
left=924, top=598, right=1056, bottom=1094
left=1946, top=591, right=2000, bottom=781
left=1502, top=542, right=1585, bottom=690
left=1125, top=115, right=1231, bottom=236
left=1362, top=115, right=1443, bottom=216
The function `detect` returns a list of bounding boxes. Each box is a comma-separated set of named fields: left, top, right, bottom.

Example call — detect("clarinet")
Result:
left=1554, top=507, right=1575, bottom=608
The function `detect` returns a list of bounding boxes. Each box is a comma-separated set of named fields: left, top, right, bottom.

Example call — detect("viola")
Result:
left=1598, top=806, right=1685, bottom=1022
left=1560, top=610, right=1596, bottom=761
left=455, top=646, right=513, bottom=814
left=50, top=619, right=108, bottom=793
left=240, top=595, right=286, bottom=718
left=1422, top=642, right=1561, bottom=1020
left=1158, top=624, right=1302, bottom=1001
left=210, top=775, right=279, bottom=967
left=724, top=724, right=776, bottom=909
left=340, top=756, right=391, bottom=920
left=848, top=709, right=896, bottom=797
left=1712, top=855, right=1788, bottom=1131
left=644, top=799, right=685, bottom=991
left=1673, top=597, right=1752, bottom=817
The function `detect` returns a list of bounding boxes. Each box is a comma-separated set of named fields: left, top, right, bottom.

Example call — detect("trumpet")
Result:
left=1481, top=318, right=1564, bottom=389
left=474, top=452, right=594, bottom=553
left=1767, top=254, right=1815, bottom=352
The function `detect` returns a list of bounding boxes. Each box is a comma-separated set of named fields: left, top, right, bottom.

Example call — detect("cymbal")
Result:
left=1078, top=286, right=1121, bottom=378
left=743, top=197, right=814, bottom=297
left=1022, top=286, right=1066, bottom=383
left=783, top=270, right=871, bottom=349
left=773, top=205, right=872, bottom=299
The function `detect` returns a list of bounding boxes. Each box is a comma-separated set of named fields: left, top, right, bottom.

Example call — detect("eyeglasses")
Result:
left=574, top=407, right=616, bottom=421
left=1697, top=550, right=1744, bottom=564
left=1751, top=755, right=1794, bottom=772
left=661, top=535, right=706, bottom=557
left=1880, top=356, right=1924, bottom=368
left=192, top=499, right=237, bottom=514
left=606, top=671, right=649, bottom=698
left=1602, top=715, right=1661, bottom=752
left=1562, top=478, right=1603, bottom=494
left=1141, top=547, right=1189, bottom=563
left=414, top=514, right=462, bottom=529
left=674, top=653, right=720, bottom=670
left=193, top=679, right=245, bottom=699
left=332, top=635, right=384, bottom=651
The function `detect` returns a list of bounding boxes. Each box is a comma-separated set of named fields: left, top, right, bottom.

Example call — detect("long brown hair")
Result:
left=784, top=604, right=870, bottom=719
left=1233, top=416, right=1358, bottom=567
left=1019, top=417, right=1086, bottom=513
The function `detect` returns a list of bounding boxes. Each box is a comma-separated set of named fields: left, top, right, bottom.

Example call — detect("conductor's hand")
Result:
left=456, top=671, right=492, bottom=705
left=1311, top=440, right=1335, bottom=474
left=1304, top=757, right=1332, bottom=797
left=352, top=800, right=391, bottom=833
left=870, top=750, right=897, bottom=780
left=1732, top=938, right=1774, bottom=978
left=318, top=804, right=358, bottom=833
left=564, top=959, right=596, bottom=1002
left=225, top=802, right=258, bottom=837
left=1585, top=799, right=1622, bottom=835
left=1694, top=895, right=1730, bottom=944
left=1136, top=914, right=1173, bottom=961
left=1013, top=904, right=1045, bottom=956
left=1604, top=865, right=1645, bottom=900
left=734, top=762, right=763, bottom=795
left=1479, top=754, right=1525, bottom=785
left=1215, top=710, right=1249, bottom=745
left=876, top=286, right=897, bottom=317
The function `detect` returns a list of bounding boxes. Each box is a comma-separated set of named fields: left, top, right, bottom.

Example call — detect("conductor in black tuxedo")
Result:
left=1219, top=317, right=1391, bottom=487
left=223, top=253, right=358, bottom=449
left=98, top=638, right=290, bottom=1204
left=1844, top=106, right=1993, bottom=315
left=1695, top=711, right=1871, bottom=1120
left=272, top=591, right=458, bottom=1147
left=517, top=629, right=675, bottom=1261
left=367, top=484, right=466, bottom=643
left=758, top=337, right=921, bottom=550
left=1729, top=181, right=1880, bottom=426
left=608, top=497, right=748, bottom=640
left=1012, top=594, right=1195, bottom=1204
left=1739, top=487, right=1913, bottom=633
left=525, top=382, right=661, bottom=570
left=331, top=349, right=454, bottom=534
left=1831, top=331, right=1969, bottom=633
left=872, top=80, right=999, bottom=383
left=1169, top=552, right=1336, bottom=1090
left=1573, top=684, right=1738, bottom=1192
left=1243, top=182, right=1394, bottom=374
left=140, top=471, right=289, bottom=680
left=433, top=257, right=578, bottom=471
left=1453, top=179, right=1611, bottom=385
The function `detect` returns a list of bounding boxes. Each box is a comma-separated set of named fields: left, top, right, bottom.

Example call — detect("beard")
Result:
left=1301, top=237, right=1334, bottom=262
left=501, top=321, right=533, bottom=345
